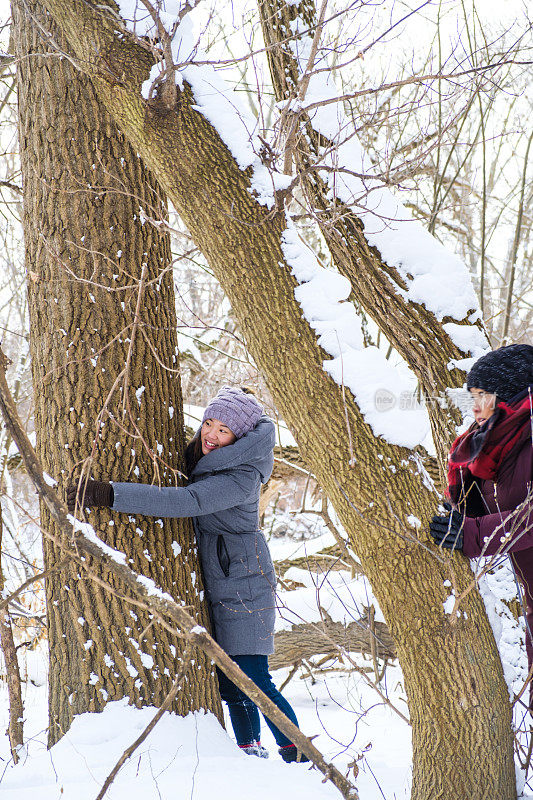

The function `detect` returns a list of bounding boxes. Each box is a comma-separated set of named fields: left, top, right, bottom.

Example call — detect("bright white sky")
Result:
left=0, top=0, right=9, bottom=25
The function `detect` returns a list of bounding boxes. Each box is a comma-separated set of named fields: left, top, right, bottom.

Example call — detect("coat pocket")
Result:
left=216, top=535, right=230, bottom=577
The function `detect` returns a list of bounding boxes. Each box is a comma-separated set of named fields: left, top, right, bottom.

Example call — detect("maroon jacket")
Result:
left=462, top=438, right=533, bottom=699
left=462, top=440, right=533, bottom=559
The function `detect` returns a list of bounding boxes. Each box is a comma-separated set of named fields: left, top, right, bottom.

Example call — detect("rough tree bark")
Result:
left=11, top=0, right=220, bottom=744
left=31, top=3, right=516, bottom=797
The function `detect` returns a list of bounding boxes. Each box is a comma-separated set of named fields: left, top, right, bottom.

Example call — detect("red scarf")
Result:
left=448, top=389, right=533, bottom=505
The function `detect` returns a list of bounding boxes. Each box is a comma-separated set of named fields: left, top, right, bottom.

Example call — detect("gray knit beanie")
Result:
left=202, top=387, right=263, bottom=438
left=466, top=344, right=533, bottom=402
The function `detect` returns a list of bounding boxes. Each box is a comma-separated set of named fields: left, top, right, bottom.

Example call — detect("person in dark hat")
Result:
left=68, top=387, right=307, bottom=763
left=429, top=344, right=533, bottom=712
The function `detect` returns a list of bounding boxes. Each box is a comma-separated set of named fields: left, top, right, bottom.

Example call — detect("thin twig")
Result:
left=94, top=644, right=192, bottom=800
left=0, top=562, right=67, bottom=613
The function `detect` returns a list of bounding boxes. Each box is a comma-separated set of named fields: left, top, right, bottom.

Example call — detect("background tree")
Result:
left=11, top=0, right=220, bottom=744
left=0, top=504, right=24, bottom=763
left=315, top=1, right=533, bottom=344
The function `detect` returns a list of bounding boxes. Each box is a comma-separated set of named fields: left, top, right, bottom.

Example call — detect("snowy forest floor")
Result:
left=2, top=532, right=533, bottom=799
left=0, top=660, right=411, bottom=799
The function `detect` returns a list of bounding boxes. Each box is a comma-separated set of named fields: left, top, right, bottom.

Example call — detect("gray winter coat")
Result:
left=111, top=416, right=276, bottom=655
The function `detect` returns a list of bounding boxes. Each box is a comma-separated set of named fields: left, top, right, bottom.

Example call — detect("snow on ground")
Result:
left=2, top=700, right=344, bottom=800
left=0, top=657, right=412, bottom=800
left=267, top=530, right=339, bottom=561
left=2, top=535, right=533, bottom=798
left=277, top=568, right=386, bottom=628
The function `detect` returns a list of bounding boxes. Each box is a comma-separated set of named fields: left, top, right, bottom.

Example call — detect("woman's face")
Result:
left=469, top=387, right=497, bottom=425
left=200, top=418, right=237, bottom=455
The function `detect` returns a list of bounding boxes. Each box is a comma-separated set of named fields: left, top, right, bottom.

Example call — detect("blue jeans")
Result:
left=217, top=655, right=299, bottom=747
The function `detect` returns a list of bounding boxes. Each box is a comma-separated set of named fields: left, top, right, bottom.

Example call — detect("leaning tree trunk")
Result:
left=32, top=3, right=516, bottom=797
left=12, top=0, right=220, bottom=745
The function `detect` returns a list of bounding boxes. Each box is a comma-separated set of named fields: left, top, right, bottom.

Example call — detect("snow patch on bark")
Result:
left=281, top=220, right=431, bottom=449
left=475, top=558, right=528, bottom=700
left=117, top=2, right=290, bottom=208
left=284, top=16, right=486, bottom=337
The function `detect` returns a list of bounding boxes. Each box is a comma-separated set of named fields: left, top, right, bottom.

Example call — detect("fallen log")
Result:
left=274, top=542, right=363, bottom=579
left=271, top=614, right=396, bottom=671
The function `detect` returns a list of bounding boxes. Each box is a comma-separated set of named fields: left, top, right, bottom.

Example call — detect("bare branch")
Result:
left=94, top=644, right=193, bottom=800
left=0, top=563, right=67, bottom=613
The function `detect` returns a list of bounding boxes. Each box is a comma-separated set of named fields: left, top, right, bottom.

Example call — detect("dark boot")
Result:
left=278, top=744, right=309, bottom=763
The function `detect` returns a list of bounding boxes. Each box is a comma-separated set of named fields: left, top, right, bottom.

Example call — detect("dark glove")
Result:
left=67, top=480, right=113, bottom=513
left=429, top=502, right=464, bottom=551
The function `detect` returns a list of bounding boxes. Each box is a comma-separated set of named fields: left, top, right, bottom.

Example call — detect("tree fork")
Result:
left=257, top=0, right=486, bottom=464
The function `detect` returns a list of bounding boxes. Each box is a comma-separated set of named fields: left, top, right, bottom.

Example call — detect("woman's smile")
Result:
left=200, top=418, right=236, bottom=455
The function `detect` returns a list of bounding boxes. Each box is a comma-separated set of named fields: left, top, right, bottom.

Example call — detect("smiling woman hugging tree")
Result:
left=68, top=386, right=308, bottom=762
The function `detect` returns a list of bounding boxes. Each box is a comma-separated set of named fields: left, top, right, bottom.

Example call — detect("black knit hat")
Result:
left=466, top=344, right=533, bottom=402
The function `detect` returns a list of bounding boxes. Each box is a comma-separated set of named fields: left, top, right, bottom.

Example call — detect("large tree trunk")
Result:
left=32, top=3, right=516, bottom=797
left=0, top=361, right=357, bottom=799
left=11, top=0, right=221, bottom=744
